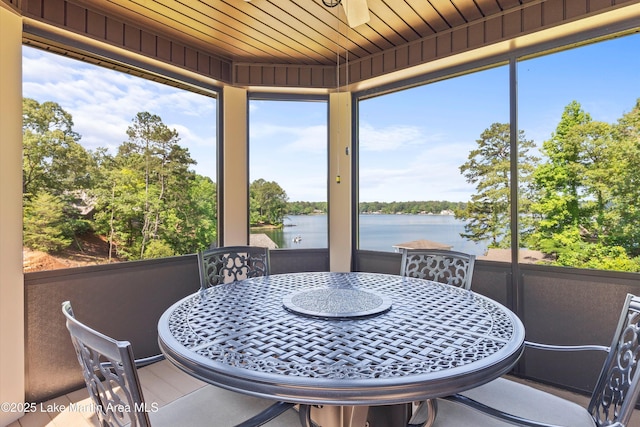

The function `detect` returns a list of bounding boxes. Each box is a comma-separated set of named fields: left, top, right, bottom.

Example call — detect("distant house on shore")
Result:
left=249, top=233, right=278, bottom=249
left=392, top=239, right=453, bottom=252
left=478, top=248, right=554, bottom=264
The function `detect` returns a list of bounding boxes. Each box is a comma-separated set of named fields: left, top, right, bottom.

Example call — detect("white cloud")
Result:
left=359, top=139, right=474, bottom=202
left=171, top=124, right=215, bottom=148
left=359, top=122, right=436, bottom=151
left=23, top=47, right=216, bottom=166
left=285, top=125, right=327, bottom=153
left=251, top=123, right=327, bottom=153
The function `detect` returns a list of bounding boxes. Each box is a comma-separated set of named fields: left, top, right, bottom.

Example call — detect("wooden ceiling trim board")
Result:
left=242, top=0, right=378, bottom=64
left=293, top=0, right=398, bottom=54
left=22, top=16, right=230, bottom=88
left=391, top=0, right=437, bottom=35
left=72, top=0, right=259, bottom=60
left=364, top=0, right=422, bottom=41
left=403, top=0, right=452, bottom=32
left=473, top=0, right=503, bottom=17
left=188, top=0, right=339, bottom=63
left=362, top=12, right=408, bottom=46
left=497, top=0, right=525, bottom=9
left=381, top=0, right=437, bottom=35
left=123, top=2, right=318, bottom=65
left=451, top=0, right=485, bottom=21
left=71, top=0, right=215, bottom=49
left=432, top=0, right=468, bottom=27
left=277, top=0, right=376, bottom=59
left=129, top=0, right=319, bottom=63
left=243, top=0, right=350, bottom=61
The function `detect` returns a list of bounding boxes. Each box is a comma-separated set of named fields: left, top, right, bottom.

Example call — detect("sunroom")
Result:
left=2, top=0, right=640, bottom=426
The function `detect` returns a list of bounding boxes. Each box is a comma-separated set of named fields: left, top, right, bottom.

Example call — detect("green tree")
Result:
left=287, top=201, right=327, bottom=215
left=22, top=98, right=97, bottom=248
left=456, top=123, right=537, bottom=248
left=162, top=175, right=217, bottom=253
left=605, top=99, right=640, bottom=254
left=250, top=179, right=288, bottom=225
left=143, top=239, right=175, bottom=259
left=22, top=98, right=92, bottom=198
left=93, top=112, right=199, bottom=260
left=93, top=165, right=148, bottom=260
left=549, top=228, right=640, bottom=271
left=528, top=101, right=614, bottom=255
left=122, top=112, right=176, bottom=256
left=23, top=191, right=72, bottom=252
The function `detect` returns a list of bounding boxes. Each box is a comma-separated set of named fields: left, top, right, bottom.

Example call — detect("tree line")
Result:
left=285, top=201, right=466, bottom=215
left=359, top=201, right=465, bottom=214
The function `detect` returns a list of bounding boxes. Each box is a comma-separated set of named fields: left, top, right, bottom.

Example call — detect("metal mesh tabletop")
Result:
left=158, top=272, right=524, bottom=405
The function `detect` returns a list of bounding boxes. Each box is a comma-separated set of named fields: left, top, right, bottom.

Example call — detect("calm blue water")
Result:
left=258, top=214, right=488, bottom=255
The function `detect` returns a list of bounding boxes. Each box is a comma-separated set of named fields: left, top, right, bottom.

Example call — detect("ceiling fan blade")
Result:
left=341, top=0, right=370, bottom=28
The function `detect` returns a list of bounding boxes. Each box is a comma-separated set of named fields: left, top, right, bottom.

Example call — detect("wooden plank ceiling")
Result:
left=76, top=0, right=532, bottom=66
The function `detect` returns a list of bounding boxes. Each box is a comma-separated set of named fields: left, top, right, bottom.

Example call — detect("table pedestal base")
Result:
left=304, top=402, right=432, bottom=427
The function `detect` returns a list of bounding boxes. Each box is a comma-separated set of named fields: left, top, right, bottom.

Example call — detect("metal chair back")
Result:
left=400, top=249, right=475, bottom=290
left=588, top=293, right=640, bottom=426
left=197, top=245, right=270, bottom=290
left=62, top=301, right=151, bottom=427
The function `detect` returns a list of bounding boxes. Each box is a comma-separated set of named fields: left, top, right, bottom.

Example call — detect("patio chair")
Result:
left=62, top=301, right=300, bottom=427
left=198, top=245, right=270, bottom=290
left=430, top=293, right=640, bottom=427
left=400, top=249, right=476, bottom=290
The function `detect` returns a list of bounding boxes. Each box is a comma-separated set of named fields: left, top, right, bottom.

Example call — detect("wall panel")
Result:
left=105, top=17, right=124, bottom=45
left=517, top=265, right=640, bottom=393
left=566, top=0, right=588, bottom=19
left=485, top=16, right=504, bottom=43
left=452, top=27, right=468, bottom=52
left=24, top=256, right=200, bottom=403
left=503, top=10, right=523, bottom=38
left=67, top=3, right=85, bottom=34
left=87, top=10, right=105, bottom=38
left=542, top=0, right=566, bottom=26
left=522, top=4, right=543, bottom=32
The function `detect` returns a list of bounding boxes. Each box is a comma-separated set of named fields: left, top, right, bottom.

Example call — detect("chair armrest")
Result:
left=99, top=354, right=166, bottom=371
left=444, top=394, right=564, bottom=427
left=446, top=393, right=626, bottom=427
left=134, top=354, right=165, bottom=368
left=524, top=340, right=609, bottom=353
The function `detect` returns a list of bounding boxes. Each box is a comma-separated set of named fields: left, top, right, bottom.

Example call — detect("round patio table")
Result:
left=158, top=272, right=524, bottom=426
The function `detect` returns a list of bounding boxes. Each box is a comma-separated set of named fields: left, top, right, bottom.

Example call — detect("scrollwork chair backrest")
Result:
left=197, top=245, right=270, bottom=290
left=588, top=293, right=640, bottom=427
left=62, top=301, right=150, bottom=427
left=400, top=249, right=476, bottom=290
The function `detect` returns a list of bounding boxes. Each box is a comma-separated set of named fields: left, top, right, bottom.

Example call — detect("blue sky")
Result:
left=22, top=32, right=640, bottom=203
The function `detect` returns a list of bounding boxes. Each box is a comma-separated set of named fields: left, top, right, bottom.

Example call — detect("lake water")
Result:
left=257, top=214, right=488, bottom=255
